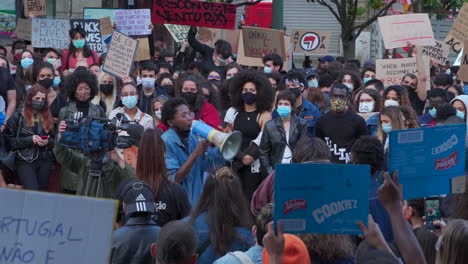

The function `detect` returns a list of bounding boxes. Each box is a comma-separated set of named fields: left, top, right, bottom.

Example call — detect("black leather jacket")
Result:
left=260, top=116, right=309, bottom=175
left=4, top=112, right=55, bottom=161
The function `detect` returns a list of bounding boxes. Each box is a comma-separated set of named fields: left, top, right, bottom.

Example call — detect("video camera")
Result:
left=60, top=112, right=144, bottom=154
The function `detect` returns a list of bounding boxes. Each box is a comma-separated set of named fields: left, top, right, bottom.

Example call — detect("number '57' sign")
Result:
left=291, top=29, right=331, bottom=54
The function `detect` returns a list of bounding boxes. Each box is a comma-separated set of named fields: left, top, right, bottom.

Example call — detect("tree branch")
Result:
left=350, top=0, right=359, bottom=26
left=352, top=0, right=396, bottom=36
left=316, top=0, right=343, bottom=25
left=235, top=0, right=263, bottom=7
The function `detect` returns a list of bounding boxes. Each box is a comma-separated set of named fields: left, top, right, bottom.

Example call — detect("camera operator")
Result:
left=54, top=120, right=135, bottom=198
left=58, top=68, right=106, bottom=194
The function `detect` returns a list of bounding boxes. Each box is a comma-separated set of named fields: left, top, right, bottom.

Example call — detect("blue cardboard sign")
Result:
left=389, top=124, right=466, bottom=199
left=0, top=189, right=117, bottom=264
left=274, top=164, right=370, bottom=234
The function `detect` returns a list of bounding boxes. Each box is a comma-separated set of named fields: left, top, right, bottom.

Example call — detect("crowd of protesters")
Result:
left=0, top=14, right=467, bottom=264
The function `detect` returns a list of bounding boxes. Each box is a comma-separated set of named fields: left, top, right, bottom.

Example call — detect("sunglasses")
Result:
left=208, top=75, right=221, bottom=81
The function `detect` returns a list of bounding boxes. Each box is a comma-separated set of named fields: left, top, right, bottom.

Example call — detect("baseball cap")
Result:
left=262, top=234, right=311, bottom=264
left=318, top=55, right=335, bottom=62
left=304, top=68, right=317, bottom=79
left=121, top=180, right=155, bottom=216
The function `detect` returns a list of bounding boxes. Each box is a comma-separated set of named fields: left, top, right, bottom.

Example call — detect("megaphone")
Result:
left=191, top=120, right=242, bottom=160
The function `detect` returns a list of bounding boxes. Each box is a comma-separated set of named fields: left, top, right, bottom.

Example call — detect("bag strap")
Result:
left=196, top=238, right=211, bottom=257
left=228, top=251, right=254, bottom=264
left=16, top=115, right=23, bottom=138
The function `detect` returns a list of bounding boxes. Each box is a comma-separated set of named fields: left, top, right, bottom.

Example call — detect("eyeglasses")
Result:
left=176, top=111, right=194, bottom=119
left=208, top=75, right=221, bottom=81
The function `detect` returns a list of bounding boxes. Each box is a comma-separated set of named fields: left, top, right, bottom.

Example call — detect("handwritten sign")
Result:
left=376, top=57, right=419, bottom=86
left=242, top=27, right=285, bottom=59
left=24, top=0, right=46, bottom=16
left=0, top=188, right=117, bottom=264
left=445, top=3, right=468, bottom=53
left=70, top=19, right=103, bottom=53
left=135, top=37, right=151, bottom=61
left=458, top=41, right=468, bottom=82
left=274, top=164, right=369, bottom=234
left=114, top=9, right=152, bottom=36
left=99, top=17, right=113, bottom=36
left=291, top=30, right=330, bottom=54
left=103, top=31, right=138, bottom=79
left=389, top=124, right=466, bottom=199
left=421, top=40, right=450, bottom=65
left=153, top=0, right=237, bottom=30
left=32, top=18, right=70, bottom=49
left=378, top=14, right=435, bottom=49
left=16, top=18, right=32, bottom=41
left=165, top=24, right=190, bottom=43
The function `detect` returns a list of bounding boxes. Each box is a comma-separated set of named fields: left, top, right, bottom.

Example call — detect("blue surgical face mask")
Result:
left=53, top=77, right=61, bottom=88
left=277, top=105, right=292, bottom=117
left=21, top=58, right=34, bottom=69
left=382, top=123, right=392, bottom=134
left=363, top=78, right=372, bottom=84
left=264, top=66, right=272, bottom=74
left=308, top=79, right=318, bottom=88
left=456, top=110, right=465, bottom=120
left=47, top=58, right=56, bottom=65
left=141, top=77, right=155, bottom=88
left=122, top=95, right=138, bottom=109
left=429, top=107, right=437, bottom=118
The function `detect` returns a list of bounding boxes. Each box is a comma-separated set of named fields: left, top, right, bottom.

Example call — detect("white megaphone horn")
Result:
left=191, top=120, right=242, bottom=160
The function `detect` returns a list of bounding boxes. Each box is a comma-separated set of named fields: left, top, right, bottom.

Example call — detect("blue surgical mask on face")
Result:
left=264, top=66, right=272, bottom=74
left=382, top=123, right=392, bottom=134
left=47, top=58, right=55, bottom=65
left=457, top=110, right=465, bottom=120
left=429, top=107, right=437, bottom=118
left=21, top=58, right=34, bottom=69
left=308, top=79, right=318, bottom=88
left=52, top=77, right=61, bottom=88
left=122, top=95, right=138, bottom=109
left=363, top=78, right=372, bottom=84
left=277, top=105, right=292, bottom=117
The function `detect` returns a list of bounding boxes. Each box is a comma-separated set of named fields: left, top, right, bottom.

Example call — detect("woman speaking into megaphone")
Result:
left=160, top=97, right=225, bottom=205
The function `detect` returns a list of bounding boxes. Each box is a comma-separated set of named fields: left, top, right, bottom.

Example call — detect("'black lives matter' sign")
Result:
left=70, top=19, right=104, bottom=53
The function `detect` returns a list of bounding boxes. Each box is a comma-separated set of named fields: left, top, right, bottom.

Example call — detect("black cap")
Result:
left=121, top=180, right=155, bottom=216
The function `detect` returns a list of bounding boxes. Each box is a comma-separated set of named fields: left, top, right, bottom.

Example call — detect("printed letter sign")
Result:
left=291, top=29, right=330, bottom=54
left=70, top=19, right=104, bottom=53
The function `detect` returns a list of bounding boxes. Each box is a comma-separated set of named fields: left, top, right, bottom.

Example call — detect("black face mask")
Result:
left=161, top=85, right=174, bottom=96
left=100, top=84, right=114, bottom=95
left=31, top=100, right=45, bottom=111
left=289, top=87, right=302, bottom=98
left=181, top=91, right=197, bottom=105
left=38, top=78, right=53, bottom=88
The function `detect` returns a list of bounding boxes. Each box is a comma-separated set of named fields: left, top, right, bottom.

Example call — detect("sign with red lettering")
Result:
left=152, top=0, right=237, bottom=30
left=241, top=27, right=285, bottom=59
left=376, top=57, right=418, bottom=87
left=291, top=29, right=330, bottom=54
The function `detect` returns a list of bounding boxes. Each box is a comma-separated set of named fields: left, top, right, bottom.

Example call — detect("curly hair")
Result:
left=32, top=61, right=55, bottom=83
left=382, top=85, right=411, bottom=109
left=398, top=106, right=420, bottom=129
left=339, top=71, right=362, bottom=91
left=161, top=97, right=187, bottom=127
left=351, top=136, right=384, bottom=172
left=64, top=68, right=99, bottom=102
left=228, top=69, right=274, bottom=113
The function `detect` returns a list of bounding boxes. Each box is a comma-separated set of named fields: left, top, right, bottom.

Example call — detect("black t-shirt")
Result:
left=0, top=67, right=16, bottom=109
left=315, top=110, right=369, bottom=163
left=407, top=87, right=426, bottom=116
left=154, top=180, right=191, bottom=226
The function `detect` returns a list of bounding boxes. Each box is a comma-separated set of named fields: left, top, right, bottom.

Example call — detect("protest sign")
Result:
left=291, top=29, right=330, bottom=54
left=389, top=124, right=466, bottom=200
left=153, top=0, right=237, bottom=30
left=454, top=49, right=463, bottom=66
left=114, top=9, right=152, bottom=36
left=274, top=164, right=369, bottom=234
left=165, top=24, right=190, bottom=43
left=0, top=188, right=117, bottom=264
left=378, top=14, right=435, bottom=49
left=16, top=18, right=32, bottom=41
left=451, top=176, right=466, bottom=194
left=32, top=18, right=70, bottom=49
left=421, top=40, right=450, bottom=65
left=24, top=0, right=46, bottom=16
left=237, top=31, right=287, bottom=67
left=103, top=31, right=138, bottom=79
left=0, top=1, right=15, bottom=36
left=70, top=19, right=103, bottom=53
left=242, top=27, right=285, bottom=59
left=376, top=57, right=417, bottom=86
left=445, top=3, right=468, bottom=53
left=83, top=8, right=122, bottom=23
left=99, top=17, right=113, bottom=36
left=457, top=41, right=468, bottom=82
left=135, top=37, right=151, bottom=61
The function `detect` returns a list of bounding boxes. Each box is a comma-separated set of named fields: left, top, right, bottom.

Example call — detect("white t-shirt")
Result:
left=282, top=131, right=292, bottom=164
left=109, top=107, right=154, bottom=137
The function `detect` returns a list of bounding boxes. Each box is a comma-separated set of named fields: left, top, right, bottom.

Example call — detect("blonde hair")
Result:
left=377, top=106, right=406, bottom=142
left=92, top=72, right=117, bottom=117
left=436, top=219, right=468, bottom=264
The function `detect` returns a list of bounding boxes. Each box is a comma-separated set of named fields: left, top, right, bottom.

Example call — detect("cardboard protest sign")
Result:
left=457, top=41, right=468, bottom=82
left=389, top=124, right=466, bottom=199
left=99, top=17, right=113, bottom=36
left=153, top=0, right=237, bottom=30
left=421, top=40, right=450, bottom=65
left=24, top=0, right=46, bottom=16
left=32, top=18, right=70, bottom=49
left=378, top=14, right=435, bottom=49
left=445, top=3, right=468, bottom=53
left=135, top=37, right=151, bottom=61
left=454, top=49, right=463, bottom=66
left=274, top=164, right=369, bottom=234
left=291, top=30, right=330, bottom=54
left=237, top=31, right=287, bottom=67
left=0, top=188, right=117, bottom=264
left=83, top=8, right=122, bottom=23
left=165, top=24, right=190, bottom=43
left=114, top=9, right=152, bottom=36
left=103, top=31, right=139, bottom=79
left=16, top=18, right=32, bottom=41
left=242, top=27, right=285, bottom=59
left=70, top=19, right=104, bottom=53
left=375, top=57, right=430, bottom=87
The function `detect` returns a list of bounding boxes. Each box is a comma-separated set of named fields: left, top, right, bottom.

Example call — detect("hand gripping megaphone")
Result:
left=191, top=120, right=242, bottom=160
